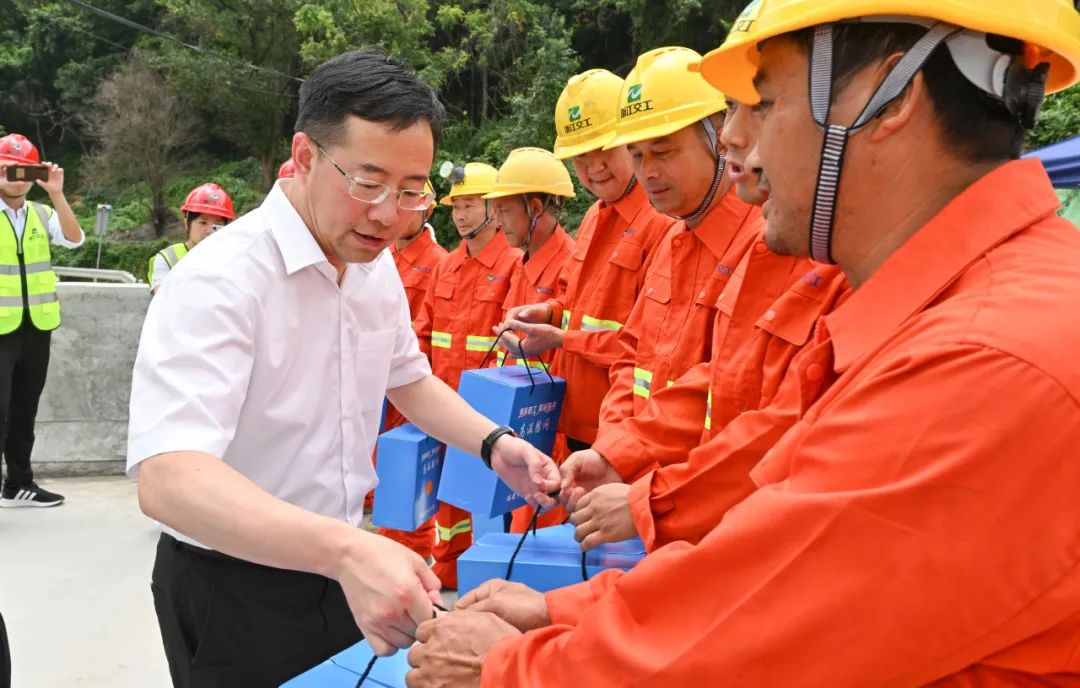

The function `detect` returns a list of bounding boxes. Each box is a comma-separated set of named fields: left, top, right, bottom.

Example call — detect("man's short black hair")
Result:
left=791, top=24, right=1025, bottom=163
left=295, top=47, right=446, bottom=149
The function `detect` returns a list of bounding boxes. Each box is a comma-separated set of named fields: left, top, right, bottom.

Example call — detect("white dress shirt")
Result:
left=127, top=181, right=431, bottom=548
left=0, top=197, right=85, bottom=248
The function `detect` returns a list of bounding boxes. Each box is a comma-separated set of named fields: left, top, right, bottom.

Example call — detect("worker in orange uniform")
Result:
left=499, top=69, right=672, bottom=454
left=407, top=1, right=1080, bottom=685
left=485, top=147, right=575, bottom=367
left=483, top=148, right=576, bottom=532
left=563, top=85, right=848, bottom=552
left=595, top=47, right=762, bottom=435
left=374, top=179, right=447, bottom=558
left=413, top=161, right=522, bottom=589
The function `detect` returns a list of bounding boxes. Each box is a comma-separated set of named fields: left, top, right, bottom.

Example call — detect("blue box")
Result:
left=280, top=659, right=363, bottom=688
left=332, top=641, right=410, bottom=688
left=372, top=424, right=444, bottom=532
left=457, top=524, right=646, bottom=596
left=438, top=367, right=566, bottom=518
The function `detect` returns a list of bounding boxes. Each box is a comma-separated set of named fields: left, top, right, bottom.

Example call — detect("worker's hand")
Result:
left=406, top=611, right=520, bottom=688
left=35, top=163, right=65, bottom=198
left=505, top=303, right=552, bottom=325
left=492, top=327, right=523, bottom=360
left=334, top=530, right=443, bottom=656
left=570, top=483, right=636, bottom=551
left=560, top=449, right=624, bottom=509
left=500, top=319, right=564, bottom=357
left=455, top=579, right=551, bottom=632
left=490, top=435, right=561, bottom=508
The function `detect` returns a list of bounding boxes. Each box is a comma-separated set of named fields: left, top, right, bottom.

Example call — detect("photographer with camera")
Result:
left=147, top=183, right=235, bottom=295
left=0, top=132, right=85, bottom=508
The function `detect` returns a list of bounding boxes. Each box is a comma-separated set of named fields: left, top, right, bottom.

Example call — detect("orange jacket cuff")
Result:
left=544, top=569, right=623, bottom=626
left=592, top=428, right=653, bottom=483
left=628, top=472, right=658, bottom=552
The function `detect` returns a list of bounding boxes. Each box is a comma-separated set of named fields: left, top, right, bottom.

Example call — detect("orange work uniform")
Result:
left=498, top=225, right=574, bottom=369
left=374, top=229, right=447, bottom=558
left=591, top=233, right=814, bottom=482
left=599, top=186, right=762, bottom=432
left=545, top=183, right=672, bottom=445
left=483, top=160, right=1080, bottom=687
left=413, top=230, right=522, bottom=589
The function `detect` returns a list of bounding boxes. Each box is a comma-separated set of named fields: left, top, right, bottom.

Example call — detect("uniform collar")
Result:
left=523, top=224, right=572, bottom=282
left=446, top=230, right=511, bottom=272
left=393, top=227, right=437, bottom=267
left=608, top=181, right=650, bottom=225
left=825, top=159, right=1060, bottom=372
left=0, top=197, right=27, bottom=217
left=265, top=181, right=338, bottom=278
left=691, top=185, right=758, bottom=260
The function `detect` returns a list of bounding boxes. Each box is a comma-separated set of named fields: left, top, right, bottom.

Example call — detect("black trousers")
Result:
left=0, top=322, right=51, bottom=488
left=151, top=534, right=363, bottom=688
left=0, top=608, right=10, bottom=688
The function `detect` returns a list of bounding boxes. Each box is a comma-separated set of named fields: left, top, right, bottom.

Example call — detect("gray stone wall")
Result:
left=33, top=283, right=150, bottom=476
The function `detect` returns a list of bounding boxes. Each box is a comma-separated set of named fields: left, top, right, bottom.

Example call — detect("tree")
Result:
left=85, top=55, right=202, bottom=237
left=1027, top=85, right=1080, bottom=151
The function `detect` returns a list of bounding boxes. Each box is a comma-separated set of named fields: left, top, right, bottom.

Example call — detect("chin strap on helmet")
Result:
left=676, top=117, right=726, bottom=224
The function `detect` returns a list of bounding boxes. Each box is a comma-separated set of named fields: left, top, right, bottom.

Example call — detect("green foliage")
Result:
left=1027, top=85, right=1080, bottom=151
left=52, top=238, right=174, bottom=282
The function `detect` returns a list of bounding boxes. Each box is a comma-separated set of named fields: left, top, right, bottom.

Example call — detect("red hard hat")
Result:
left=181, top=183, right=236, bottom=221
left=278, top=158, right=297, bottom=179
left=0, top=134, right=41, bottom=165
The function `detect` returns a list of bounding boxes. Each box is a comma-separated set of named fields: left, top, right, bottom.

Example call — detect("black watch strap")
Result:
left=481, top=426, right=516, bottom=469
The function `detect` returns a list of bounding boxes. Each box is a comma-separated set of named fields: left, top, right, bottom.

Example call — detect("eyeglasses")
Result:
left=311, top=139, right=435, bottom=212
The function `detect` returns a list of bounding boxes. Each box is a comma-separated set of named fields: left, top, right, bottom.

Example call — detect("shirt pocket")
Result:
left=608, top=241, right=645, bottom=272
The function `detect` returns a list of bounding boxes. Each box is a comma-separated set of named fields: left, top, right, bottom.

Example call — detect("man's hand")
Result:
left=406, top=610, right=521, bottom=688
left=455, top=579, right=551, bottom=632
left=334, top=531, right=443, bottom=656
left=491, top=435, right=561, bottom=507
left=570, top=483, right=636, bottom=551
left=505, top=303, right=552, bottom=325
left=500, top=319, right=564, bottom=358
left=35, top=162, right=65, bottom=198
left=560, top=449, right=624, bottom=509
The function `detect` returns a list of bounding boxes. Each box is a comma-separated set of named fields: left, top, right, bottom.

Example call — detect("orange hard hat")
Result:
left=0, top=134, right=40, bottom=165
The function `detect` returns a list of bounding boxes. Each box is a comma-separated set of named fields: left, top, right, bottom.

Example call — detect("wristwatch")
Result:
left=481, top=426, right=517, bottom=469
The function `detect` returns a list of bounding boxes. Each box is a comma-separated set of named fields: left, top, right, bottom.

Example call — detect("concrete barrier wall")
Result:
left=34, top=283, right=150, bottom=477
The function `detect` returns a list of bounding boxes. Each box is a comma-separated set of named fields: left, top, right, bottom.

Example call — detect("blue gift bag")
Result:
left=438, top=367, right=566, bottom=518
left=457, top=524, right=646, bottom=596
left=371, top=424, right=444, bottom=532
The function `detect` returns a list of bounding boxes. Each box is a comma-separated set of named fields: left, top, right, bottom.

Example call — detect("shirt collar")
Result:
left=609, top=181, right=649, bottom=225
left=524, top=224, right=571, bottom=282
left=0, top=197, right=27, bottom=217
left=266, top=181, right=338, bottom=277
left=473, top=230, right=511, bottom=268
left=826, top=159, right=1060, bottom=372
left=692, top=185, right=758, bottom=260
left=393, top=227, right=436, bottom=266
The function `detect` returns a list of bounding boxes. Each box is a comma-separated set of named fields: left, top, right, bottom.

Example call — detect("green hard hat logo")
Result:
left=627, top=84, right=643, bottom=103
left=569, top=106, right=582, bottom=122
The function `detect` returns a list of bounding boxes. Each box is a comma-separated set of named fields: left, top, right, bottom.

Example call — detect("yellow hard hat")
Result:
left=483, top=148, right=576, bottom=199
left=603, top=47, right=727, bottom=151
left=698, top=0, right=1080, bottom=105
left=423, top=179, right=437, bottom=218
left=439, top=162, right=499, bottom=205
left=553, top=69, right=624, bottom=159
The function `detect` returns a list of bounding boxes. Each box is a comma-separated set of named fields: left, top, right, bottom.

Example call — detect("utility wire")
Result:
left=61, top=0, right=304, bottom=84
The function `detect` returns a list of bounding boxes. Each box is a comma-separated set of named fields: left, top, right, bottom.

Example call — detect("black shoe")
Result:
left=0, top=482, right=64, bottom=508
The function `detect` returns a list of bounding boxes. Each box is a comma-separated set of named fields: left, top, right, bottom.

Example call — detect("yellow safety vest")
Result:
left=147, top=242, right=189, bottom=287
left=0, top=202, right=60, bottom=334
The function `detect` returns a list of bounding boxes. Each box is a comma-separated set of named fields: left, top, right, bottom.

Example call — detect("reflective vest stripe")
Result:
left=705, top=388, right=713, bottom=431
left=436, top=518, right=472, bottom=542
left=561, top=310, right=571, bottom=330
left=431, top=331, right=453, bottom=348
left=24, top=260, right=52, bottom=275
left=580, top=314, right=623, bottom=332
left=632, top=367, right=653, bottom=399
left=466, top=335, right=497, bottom=352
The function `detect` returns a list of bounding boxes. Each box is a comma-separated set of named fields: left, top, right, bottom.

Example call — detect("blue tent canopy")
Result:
left=1025, top=134, right=1080, bottom=188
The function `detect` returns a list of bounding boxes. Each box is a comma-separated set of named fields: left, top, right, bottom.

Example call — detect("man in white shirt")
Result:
left=127, top=48, right=561, bottom=687
left=0, top=133, right=84, bottom=509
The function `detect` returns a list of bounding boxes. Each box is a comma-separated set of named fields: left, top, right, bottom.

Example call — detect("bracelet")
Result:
left=481, top=426, right=517, bottom=469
